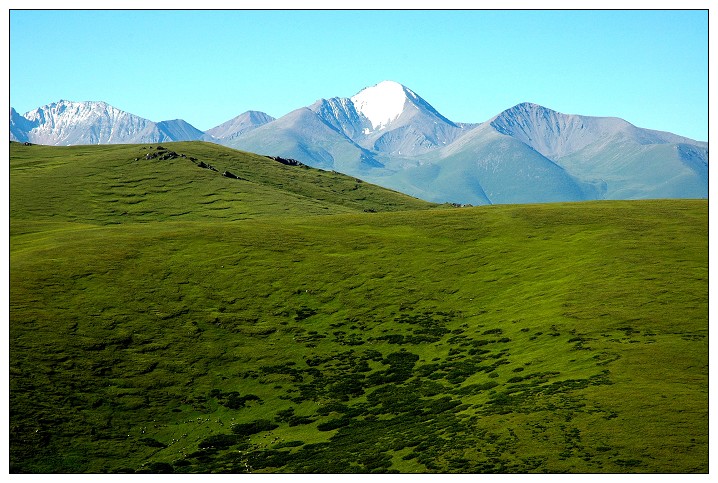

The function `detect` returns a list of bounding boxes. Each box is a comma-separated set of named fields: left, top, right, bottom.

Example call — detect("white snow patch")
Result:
left=351, top=80, right=408, bottom=131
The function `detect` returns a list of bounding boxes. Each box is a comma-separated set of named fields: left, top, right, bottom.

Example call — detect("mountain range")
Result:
left=10, top=81, right=708, bottom=205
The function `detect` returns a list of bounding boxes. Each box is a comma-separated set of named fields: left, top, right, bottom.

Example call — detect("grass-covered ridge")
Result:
left=10, top=141, right=433, bottom=230
left=9, top=142, right=707, bottom=473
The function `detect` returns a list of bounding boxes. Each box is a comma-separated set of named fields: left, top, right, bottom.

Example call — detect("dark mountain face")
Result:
left=10, top=108, right=33, bottom=142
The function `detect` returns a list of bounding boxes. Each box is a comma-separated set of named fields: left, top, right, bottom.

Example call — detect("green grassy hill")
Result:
left=10, top=141, right=433, bottom=230
left=9, top=142, right=708, bottom=473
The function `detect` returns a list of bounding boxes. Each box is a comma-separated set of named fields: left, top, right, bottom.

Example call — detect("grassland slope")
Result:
left=10, top=141, right=433, bottom=233
left=9, top=142, right=707, bottom=473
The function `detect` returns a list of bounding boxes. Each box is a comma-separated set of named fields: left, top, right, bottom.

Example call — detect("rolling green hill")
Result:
left=9, top=142, right=708, bottom=473
left=9, top=141, right=433, bottom=231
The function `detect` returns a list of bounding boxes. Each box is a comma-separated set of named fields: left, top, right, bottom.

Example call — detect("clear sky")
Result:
left=9, top=8, right=709, bottom=140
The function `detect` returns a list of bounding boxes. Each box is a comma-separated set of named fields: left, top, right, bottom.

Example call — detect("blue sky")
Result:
left=9, top=9, right=708, bottom=140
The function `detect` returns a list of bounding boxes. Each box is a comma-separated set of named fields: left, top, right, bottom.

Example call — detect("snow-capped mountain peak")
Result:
left=350, top=80, right=410, bottom=131
left=25, top=100, right=105, bottom=124
left=304, top=81, right=464, bottom=157
left=12, top=99, right=211, bottom=145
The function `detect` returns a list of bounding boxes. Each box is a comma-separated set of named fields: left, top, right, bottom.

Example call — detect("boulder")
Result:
left=265, top=155, right=303, bottom=167
left=196, top=161, right=218, bottom=172
left=158, top=151, right=179, bottom=160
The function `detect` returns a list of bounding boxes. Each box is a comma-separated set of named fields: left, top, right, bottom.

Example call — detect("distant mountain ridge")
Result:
left=11, top=82, right=707, bottom=205
left=205, top=110, right=275, bottom=142
left=10, top=100, right=216, bottom=145
left=489, top=102, right=702, bottom=160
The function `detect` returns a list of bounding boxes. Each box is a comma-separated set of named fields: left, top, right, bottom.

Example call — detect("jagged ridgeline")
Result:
left=10, top=141, right=707, bottom=473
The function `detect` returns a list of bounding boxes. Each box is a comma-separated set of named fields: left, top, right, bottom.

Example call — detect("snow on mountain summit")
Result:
left=303, top=81, right=465, bottom=157
left=12, top=99, right=210, bottom=145
left=350, top=80, right=410, bottom=131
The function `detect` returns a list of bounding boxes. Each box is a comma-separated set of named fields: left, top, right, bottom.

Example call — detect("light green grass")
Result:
left=9, top=142, right=707, bottom=473
left=10, top=141, right=434, bottom=232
